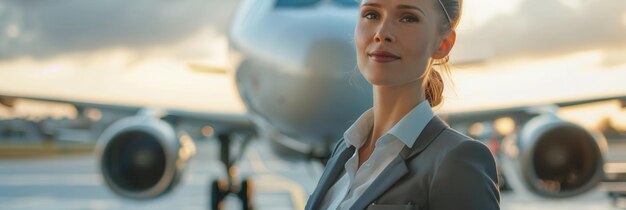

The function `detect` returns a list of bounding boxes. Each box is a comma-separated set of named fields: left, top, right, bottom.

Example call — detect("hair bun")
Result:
left=425, top=68, right=444, bottom=107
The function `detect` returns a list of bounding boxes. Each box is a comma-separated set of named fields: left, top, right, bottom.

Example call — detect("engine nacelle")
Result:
left=96, top=115, right=196, bottom=199
left=505, top=114, right=607, bottom=198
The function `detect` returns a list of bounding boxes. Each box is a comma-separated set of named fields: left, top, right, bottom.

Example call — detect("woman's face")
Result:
left=355, top=0, right=444, bottom=87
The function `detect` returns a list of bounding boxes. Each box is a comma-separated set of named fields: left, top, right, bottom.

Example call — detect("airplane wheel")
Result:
left=238, top=178, right=254, bottom=210
left=498, top=172, right=511, bottom=191
left=613, top=193, right=626, bottom=209
left=211, top=179, right=228, bottom=210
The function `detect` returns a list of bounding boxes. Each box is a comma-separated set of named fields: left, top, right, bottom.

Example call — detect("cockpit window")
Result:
left=334, top=0, right=359, bottom=7
left=275, top=0, right=321, bottom=7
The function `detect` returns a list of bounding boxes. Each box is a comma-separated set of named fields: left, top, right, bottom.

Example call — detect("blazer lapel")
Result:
left=349, top=116, right=448, bottom=210
left=306, top=144, right=355, bottom=210
left=350, top=155, right=408, bottom=210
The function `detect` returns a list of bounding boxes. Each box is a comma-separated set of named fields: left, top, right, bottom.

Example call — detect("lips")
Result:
left=368, top=50, right=401, bottom=63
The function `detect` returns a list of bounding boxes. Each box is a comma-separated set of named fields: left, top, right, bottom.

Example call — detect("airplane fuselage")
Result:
left=230, top=0, right=370, bottom=147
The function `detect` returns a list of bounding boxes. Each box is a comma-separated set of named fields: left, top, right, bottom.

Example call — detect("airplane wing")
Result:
left=0, top=92, right=255, bottom=142
left=187, top=63, right=230, bottom=74
left=0, top=93, right=142, bottom=114
left=163, top=108, right=255, bottom=139
left=443, top=94, right=626, bottom=125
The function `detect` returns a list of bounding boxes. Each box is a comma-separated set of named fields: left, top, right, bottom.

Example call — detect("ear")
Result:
left=432, top=30, right=456, bottom=59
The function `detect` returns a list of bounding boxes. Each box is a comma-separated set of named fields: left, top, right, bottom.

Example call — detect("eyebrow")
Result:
left=361, top=3, right=425, bottom=15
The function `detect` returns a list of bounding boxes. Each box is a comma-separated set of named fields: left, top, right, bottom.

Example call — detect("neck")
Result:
left=367, top=81, right=426, bottom=149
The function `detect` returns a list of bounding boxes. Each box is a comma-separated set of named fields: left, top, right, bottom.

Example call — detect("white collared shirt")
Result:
left=319, top=100, right=434, bottom=210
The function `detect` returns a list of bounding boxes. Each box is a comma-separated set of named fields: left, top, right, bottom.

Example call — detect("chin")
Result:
left=364, top=75, right=402, bottom=87
left=364, top=71, right=423, bottom=88
left=360, top=67, right=400, bottom=85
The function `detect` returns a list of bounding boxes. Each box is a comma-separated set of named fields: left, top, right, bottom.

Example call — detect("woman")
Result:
left=305, top=0, right=500, bottom=209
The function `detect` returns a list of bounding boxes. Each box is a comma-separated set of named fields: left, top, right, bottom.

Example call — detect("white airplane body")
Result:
left=230, top=0, right=369, bottom=151
left=1, top=0, right=626, bottom=208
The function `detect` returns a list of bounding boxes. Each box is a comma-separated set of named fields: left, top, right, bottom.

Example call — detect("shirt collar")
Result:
left=343, top=108, right=374, bottom=148
left=388, top=100, right=434, bottom=148
left=343, top=100, right=434, bottom=148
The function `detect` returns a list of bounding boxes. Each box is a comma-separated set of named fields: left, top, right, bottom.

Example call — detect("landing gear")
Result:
left=609, top=192, right=626, bottom=209
left=210, top=132, right=255, bottom=210
left=498, top=170, right=511, bottom=191
left=238, top=178, right=254, bottom=210
left=210, top=179, right=228, bottom=210
left=211, top=178, right=254, bottom=210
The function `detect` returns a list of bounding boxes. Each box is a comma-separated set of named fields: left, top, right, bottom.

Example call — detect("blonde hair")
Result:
left=424, top=0, right=462, bottom=107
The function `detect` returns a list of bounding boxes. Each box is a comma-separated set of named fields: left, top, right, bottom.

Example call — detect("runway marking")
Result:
left=247, top=148, right=270, bottom=173
left=254, top=174, right=307, bottom=210
left=0, top=174, right=101, bottom=186
left=246, top=149, right=307, bottom=210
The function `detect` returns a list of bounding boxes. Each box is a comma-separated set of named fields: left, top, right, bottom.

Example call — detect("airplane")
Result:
left=0, top=95, right=145, bottom=143
left=1, top=0, right=626, bottom=209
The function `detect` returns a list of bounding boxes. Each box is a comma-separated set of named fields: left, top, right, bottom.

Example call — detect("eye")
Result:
left=400, top=15, right=419, bottom=23
left=362, top=11, right=379, bottom=20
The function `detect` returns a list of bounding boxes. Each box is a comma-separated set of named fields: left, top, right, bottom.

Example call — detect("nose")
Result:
left=374, top=21, right=394, bottom=43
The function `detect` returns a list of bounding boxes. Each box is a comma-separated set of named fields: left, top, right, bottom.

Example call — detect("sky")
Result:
left=0, top=0, right=239, bottom=59
left=0, top=0, right=625, bottom=118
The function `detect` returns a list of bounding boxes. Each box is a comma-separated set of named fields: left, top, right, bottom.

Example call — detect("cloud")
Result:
left=0, top=0, right=240, bottom=59
left=454, top=0, right=626, bottom=61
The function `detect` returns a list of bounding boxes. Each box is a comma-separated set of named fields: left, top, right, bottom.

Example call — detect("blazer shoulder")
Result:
left=422, top=127, right=488, bottom=159
left=437, top=128, right=496, bottom=172
left=444, top=137, right=496, bottom=167
left=440, top=127, right=478, bottom=146
left=427, top=129, right=500, bottom=210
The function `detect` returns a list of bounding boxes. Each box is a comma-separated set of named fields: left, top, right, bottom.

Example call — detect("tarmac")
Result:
left=0, top=139, right=624, bottom=210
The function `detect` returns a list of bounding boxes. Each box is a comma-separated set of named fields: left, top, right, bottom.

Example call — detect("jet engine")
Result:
left=502, top=114, right=607, bottom=198
left=96, top=114, right=196, bottom=199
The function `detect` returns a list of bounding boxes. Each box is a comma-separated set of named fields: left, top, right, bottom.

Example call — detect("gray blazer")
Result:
left=305, top=116, right=500, bottom=210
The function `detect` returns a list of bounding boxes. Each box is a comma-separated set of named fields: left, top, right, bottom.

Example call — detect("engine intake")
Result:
left=96, top=115, right=195, bottom=199
left=509, top=114, right=606, bottom=198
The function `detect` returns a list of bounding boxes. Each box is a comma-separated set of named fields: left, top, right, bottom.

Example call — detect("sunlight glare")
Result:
left=557, top=0, right=583, bottom=11
left=442, top=50, right=617, bottom=112
left=459, top=0, right=523, bottom=29
left=611, top=108, right=626, bottom=131
left=0, top=28, right=245, bottom=114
